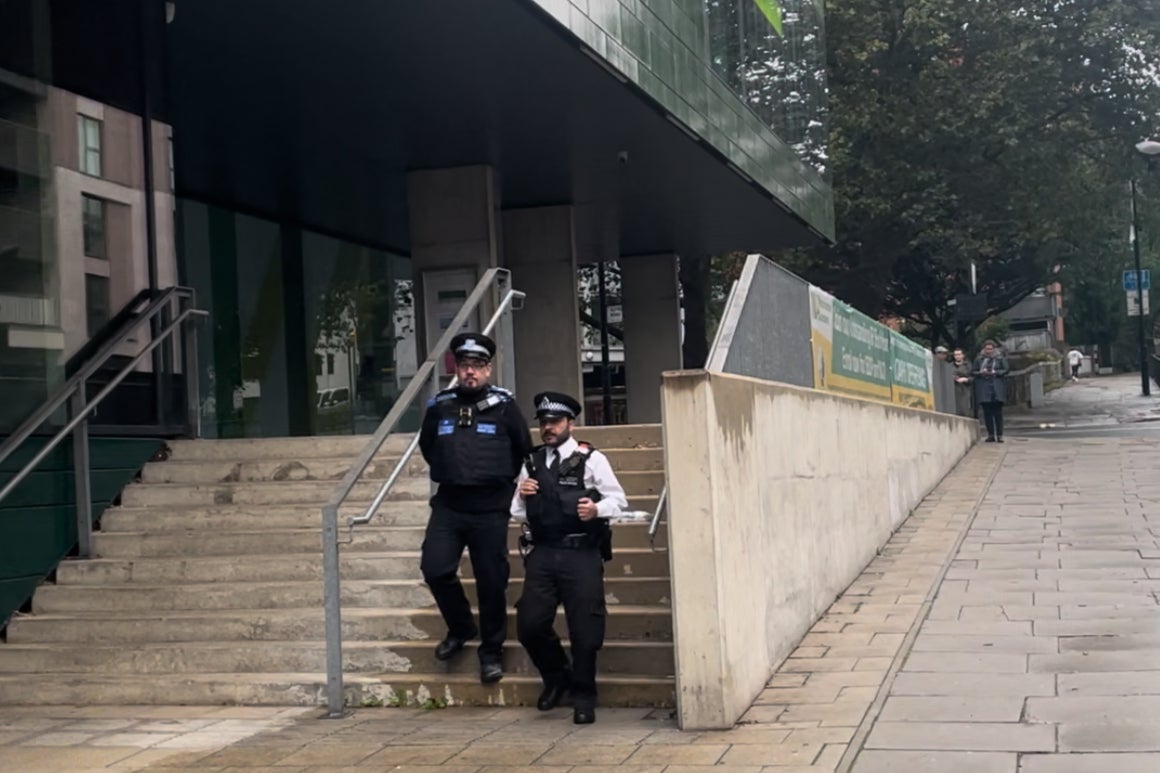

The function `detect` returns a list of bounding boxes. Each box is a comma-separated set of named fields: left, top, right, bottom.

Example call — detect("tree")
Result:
left=774, top=0, right=1160, bottom=348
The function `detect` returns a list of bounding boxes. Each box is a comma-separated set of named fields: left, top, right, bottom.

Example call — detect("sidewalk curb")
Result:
left=835, top=446, right=1007, bottom=773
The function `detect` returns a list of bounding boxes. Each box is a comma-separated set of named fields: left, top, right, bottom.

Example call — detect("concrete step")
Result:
left=0, top=640, right=674, bottom=677
left=118, top=474, right=663, bottom=509
left=98, top=502, right=435, bottom=532
left=91, top=520, right=665, bottom=559
left=140, top=456, right=428, bottom=485
left=165, top=435, right=417, bottom=462
left=0, top=671, right=675, bottom=708
left=100, top=495, right=662, bottom=534
left=6, top=605, right=673, bottom=644
left=142, top=447, right=665, bottom=485
left=118, top=478, right=430, bottom=508
left=55, top=547, right=671, bottom=585
left=163, top=425, right=661, bottom=464
left=31, top=576, right=672, bottom=613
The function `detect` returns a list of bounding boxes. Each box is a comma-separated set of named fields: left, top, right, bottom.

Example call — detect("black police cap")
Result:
left=449, top=332, right=496, bottom=362
left=534, top=391, right=582, bottom=420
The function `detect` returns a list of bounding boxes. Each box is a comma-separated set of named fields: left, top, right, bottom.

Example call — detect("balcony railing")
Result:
left=0, top=118, right=50, bottom=179
left=0, top=205, right=48, bottom=263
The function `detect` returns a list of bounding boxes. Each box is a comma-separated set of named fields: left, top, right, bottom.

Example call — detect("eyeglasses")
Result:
left=457, top=358, right=489, bottom=371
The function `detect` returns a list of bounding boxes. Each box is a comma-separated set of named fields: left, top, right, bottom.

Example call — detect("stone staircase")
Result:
left=0, top=426, right=675, bottom=708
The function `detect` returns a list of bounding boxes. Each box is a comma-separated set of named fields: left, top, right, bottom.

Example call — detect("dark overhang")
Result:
left=168, top=0, right=827, bottom=257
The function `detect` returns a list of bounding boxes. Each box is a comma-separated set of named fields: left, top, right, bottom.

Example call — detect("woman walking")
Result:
left=972, top=339, right=1009, bottom=443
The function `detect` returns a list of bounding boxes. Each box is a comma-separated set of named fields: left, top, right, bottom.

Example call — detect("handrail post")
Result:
left=183, top=305, right=202, bottom=439
left=70, top=392, right=94, bottom=559
left=322, top=502, right=345, bottom=717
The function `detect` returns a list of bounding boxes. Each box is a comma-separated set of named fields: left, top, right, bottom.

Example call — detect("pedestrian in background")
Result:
left=1067, top=348, right=1084, bottom=382
left=972, top=339, right=1009, bottom=443
left=951, top=347, right=973, bottom=418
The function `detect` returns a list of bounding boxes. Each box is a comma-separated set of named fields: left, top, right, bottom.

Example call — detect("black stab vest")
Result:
left=426, top=387, right=518, bottom=487
left=526, top=443, right=602, bottom=543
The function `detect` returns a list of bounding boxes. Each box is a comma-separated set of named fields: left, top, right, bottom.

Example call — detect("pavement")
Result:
left=4, top=376, right=1160, bottom=772
left=1006, top=373, right=1160, bottom=438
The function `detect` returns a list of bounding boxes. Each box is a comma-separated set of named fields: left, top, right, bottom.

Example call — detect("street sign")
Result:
left=1127, top=291, right=1151, bottom=317
left=952, top=293, right=988, bottom=323
left=1123, top=269, right=1151, bottom=292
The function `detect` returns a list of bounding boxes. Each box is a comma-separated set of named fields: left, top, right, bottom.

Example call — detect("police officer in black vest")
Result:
left=418, top=332, right=533, bottom=685
left=513, top=391, right=628, bottom=724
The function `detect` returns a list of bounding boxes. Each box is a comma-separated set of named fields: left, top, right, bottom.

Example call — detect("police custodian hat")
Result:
left=449, top=332, right=496, bottom=362
left=534, top=391, right=582, bottom=420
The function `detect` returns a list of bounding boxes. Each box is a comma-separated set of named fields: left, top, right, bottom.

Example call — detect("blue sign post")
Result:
left=1123, top=269, right=1151, bottom=292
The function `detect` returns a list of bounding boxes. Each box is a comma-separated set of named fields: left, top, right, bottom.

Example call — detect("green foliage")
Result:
left=973, top=317, right=1011, bottom=348
left=774, top=0, right=1160, bottom=348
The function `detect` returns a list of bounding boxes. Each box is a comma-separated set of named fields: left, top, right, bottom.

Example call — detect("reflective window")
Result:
left=178, top=200, right=416, bottom=437
left=705, top=0, right=829, bottom=174
left=84, top=273, right=109, bottom=336
left=82, top=194, right=105, bottom=258
left=78, top=114, right=102, bottom=176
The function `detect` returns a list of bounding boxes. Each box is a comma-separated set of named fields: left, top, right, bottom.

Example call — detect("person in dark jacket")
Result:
left=417, top=332, right=533, bottom=684
left=972, top=339, right=1009, bottom=442
left=952, top=348, right=974, bottom=418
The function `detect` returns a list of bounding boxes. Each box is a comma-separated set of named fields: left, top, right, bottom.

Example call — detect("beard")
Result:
left=541, top=427, right=571, bottom=447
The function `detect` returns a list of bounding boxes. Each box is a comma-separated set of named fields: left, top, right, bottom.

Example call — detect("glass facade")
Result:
left=177, top=200, right=417, bottom=439
left=705, top=0, right=828, bottom=174
left=530, top=0, right=833, bottom=236
left=0, top=0, right=60, bottom=434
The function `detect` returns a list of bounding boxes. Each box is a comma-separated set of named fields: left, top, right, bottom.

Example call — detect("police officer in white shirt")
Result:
left=512, top=391, right=628, bottom=724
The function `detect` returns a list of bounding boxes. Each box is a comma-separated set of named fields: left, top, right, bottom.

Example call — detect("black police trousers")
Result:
left=420, top=504, right=510, bottom=664
left=516, top=545, right=606, bottom=707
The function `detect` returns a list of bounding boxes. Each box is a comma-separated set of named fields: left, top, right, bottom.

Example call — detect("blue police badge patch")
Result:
left=438, top=419, right=455, bottom=435
left=475, top=423, right=498, bottom=435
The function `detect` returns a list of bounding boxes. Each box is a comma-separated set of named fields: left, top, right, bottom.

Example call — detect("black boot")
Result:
left=573, top=705, right=596, bottom=724
left=480, top=660, right=504, bottom=685
left=434, top=627, right=477, bottom=661
left=537, top=673, right=571, bottom=711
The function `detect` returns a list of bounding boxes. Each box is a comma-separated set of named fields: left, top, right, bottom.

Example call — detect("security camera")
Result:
left=617, top=151, right=629, bottom=165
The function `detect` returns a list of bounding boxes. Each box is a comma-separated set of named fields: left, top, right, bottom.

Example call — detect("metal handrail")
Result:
left=0, top=287, right=189, bottom=469
left=0, top=286, right=206, bottom=557
left=321, top=268, right=523, bottom=717
left=647, top=486, right=667, bottom=550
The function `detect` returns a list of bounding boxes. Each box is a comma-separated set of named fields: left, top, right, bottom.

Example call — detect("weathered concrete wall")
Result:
left=661, top=370, right=977, bottom=730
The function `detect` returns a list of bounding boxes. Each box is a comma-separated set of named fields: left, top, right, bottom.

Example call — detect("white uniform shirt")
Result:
left=510, top=436, right=629, bottom=522
left=1068, top=350, right=1084, bottom=367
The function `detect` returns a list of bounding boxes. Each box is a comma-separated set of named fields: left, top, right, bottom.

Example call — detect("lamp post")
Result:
left=1132, top=140, right=1159, bottom=396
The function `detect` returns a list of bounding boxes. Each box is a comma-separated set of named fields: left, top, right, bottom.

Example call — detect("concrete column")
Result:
left=502, top=206, right=583, bottom=419
left=621, top=254, right=682, bottom=424
left=406, top=165, right=503, bottom=369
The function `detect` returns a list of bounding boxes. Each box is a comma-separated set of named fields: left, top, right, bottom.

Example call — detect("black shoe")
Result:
left=573, top=706, right=596, bottom=724
left=434, top=629, right=476, bottom=661
left=480, top=661, right=504, bottom=685
left=537, top=682, right=570, bottom=711
left=996, top=437, right=1005, bottom=443
left=985, top=436, right=996, bottom=443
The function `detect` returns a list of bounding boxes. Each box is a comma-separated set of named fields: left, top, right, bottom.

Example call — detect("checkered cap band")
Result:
left=537, top=397, right=574, bottom=416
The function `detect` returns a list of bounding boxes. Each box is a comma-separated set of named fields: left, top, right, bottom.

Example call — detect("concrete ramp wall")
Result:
left=660, top=370, right=977, bottom=730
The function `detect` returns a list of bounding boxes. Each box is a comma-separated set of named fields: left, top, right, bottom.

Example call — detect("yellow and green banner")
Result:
left=809, top=287, right=892, bottom=402
left=809, top=286, right=936, bottom=410
left=889, top=330, right=935, bottom=410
